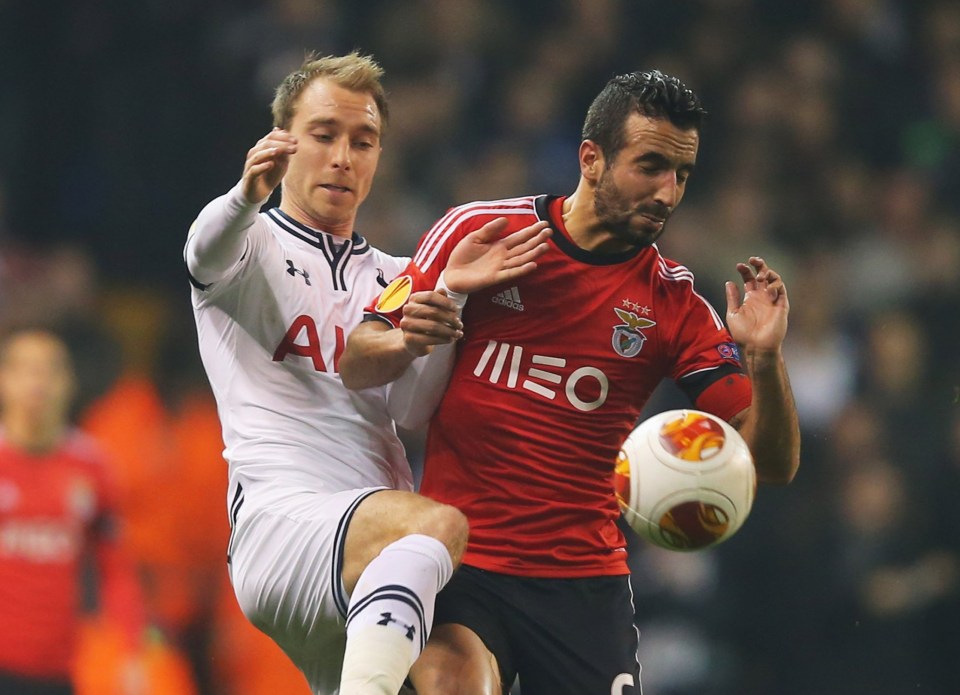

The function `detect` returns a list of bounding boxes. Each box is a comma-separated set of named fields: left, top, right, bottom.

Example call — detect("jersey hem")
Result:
left=462, top=555, right=631, bottom=578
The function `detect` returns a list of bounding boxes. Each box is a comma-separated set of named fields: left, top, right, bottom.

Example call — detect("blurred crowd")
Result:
left=1, top=0, right=959, bottom=693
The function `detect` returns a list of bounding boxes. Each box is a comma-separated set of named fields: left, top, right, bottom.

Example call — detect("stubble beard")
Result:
left=594, top=169, right=668, bottom=249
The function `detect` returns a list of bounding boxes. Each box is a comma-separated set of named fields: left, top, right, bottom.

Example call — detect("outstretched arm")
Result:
left=725, top=257, right=801, bottom=485
left=340, top=291, right=463, bottom=390
left=340, top=218, right=551, bottom=390
left=185, top=128, right=298, bottom=285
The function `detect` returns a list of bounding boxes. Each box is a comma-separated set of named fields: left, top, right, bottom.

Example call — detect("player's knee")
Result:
left=411, top=625, right=501, bottom=695
left=412, top=666, right=466, bottom=695
left=420, top=503, right=468, bottom=565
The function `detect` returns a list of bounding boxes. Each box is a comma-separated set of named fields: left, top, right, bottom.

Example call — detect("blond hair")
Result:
left=271, top=51, right=389, bottom=132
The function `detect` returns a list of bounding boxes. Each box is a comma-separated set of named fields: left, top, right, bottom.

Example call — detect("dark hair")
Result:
left=582, top=69, right=706, bottom=162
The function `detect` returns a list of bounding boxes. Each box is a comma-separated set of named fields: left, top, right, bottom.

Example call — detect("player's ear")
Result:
left=579, top=140, right=603, bottom=184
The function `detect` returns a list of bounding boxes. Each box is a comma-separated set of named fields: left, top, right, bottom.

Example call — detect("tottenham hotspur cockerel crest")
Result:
left=611, top=307, right=656, bottom=358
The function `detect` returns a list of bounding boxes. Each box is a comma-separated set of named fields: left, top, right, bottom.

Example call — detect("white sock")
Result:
left=338, top=534, right=454, bottom=695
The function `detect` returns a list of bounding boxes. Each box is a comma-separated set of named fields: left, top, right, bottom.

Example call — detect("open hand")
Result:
left=242, top=128, right=298, bottom=204
left=725, top=257, right=790, bottom=353
left=443, top=218, right=551, bottom=294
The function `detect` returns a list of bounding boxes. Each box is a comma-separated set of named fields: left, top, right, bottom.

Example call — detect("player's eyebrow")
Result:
left=306, top=116, right=380, bottom=137
left=636, top=151, right=696, bottom=175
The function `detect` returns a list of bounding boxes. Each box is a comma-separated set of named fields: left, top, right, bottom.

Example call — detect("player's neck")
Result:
left=1, top=412, right=66, bottom=454
left=562, top=181, right=633, bottom=254
left=279, top=199, right=355, bottom=240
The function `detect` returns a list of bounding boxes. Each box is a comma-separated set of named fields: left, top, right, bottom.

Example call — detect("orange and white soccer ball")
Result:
left=614, top=409, right=756, bottom=551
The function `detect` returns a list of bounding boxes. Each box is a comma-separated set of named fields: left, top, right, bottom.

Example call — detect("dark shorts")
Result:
left=434, top=565, right=642, bottom=695
left=0, top=672, right=73, bottom=695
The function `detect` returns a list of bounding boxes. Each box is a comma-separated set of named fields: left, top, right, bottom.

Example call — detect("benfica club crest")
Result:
left=612, top=307, right=656, bottom=358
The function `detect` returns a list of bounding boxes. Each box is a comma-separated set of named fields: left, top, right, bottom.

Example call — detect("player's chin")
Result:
left=622, top=222, right=664, bottom=248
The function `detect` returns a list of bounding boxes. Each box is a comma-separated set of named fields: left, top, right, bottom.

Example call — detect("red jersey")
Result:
left=0, top=431, right=142, bottom=680
left=367, top=196, right=752, bottom=577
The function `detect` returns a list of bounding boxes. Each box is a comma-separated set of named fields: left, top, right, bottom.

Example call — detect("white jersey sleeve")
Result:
left=386, top=341, right=456, bottom=430
left=184, top=181, right=260, bottom=287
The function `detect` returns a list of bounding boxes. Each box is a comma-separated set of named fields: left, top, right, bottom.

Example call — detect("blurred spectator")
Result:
left=823, top=454, right=954, bottom=693
left=781, top=249, right=858, bottom=435
left=0, top=327, right=144, bottom=694
left=856, top=308, right=947, bottom=479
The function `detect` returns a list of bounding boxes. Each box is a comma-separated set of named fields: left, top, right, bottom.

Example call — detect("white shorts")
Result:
left=227, top=482, right=386, bottom=695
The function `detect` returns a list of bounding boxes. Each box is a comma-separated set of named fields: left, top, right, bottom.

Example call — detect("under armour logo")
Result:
left=376, top=268, right=388, bottom=288
left=286, top=260, right=311, bottom=285
left=377, top=612, right=416, bottom=641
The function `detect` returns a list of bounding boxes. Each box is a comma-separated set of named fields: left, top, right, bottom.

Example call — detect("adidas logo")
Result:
left=492, top=286, right=524, bottom=311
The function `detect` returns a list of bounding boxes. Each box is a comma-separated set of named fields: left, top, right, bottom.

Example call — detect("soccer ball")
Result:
left=614, top=409, right=756, bottom=551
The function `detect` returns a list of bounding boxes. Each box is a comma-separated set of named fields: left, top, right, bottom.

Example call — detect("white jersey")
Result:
left=187, top=190, right=413, bottom=498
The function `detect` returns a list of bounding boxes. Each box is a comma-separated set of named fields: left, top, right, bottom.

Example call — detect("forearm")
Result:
left=340, top=321, right=417, bottom=390
left=184, top=181, right=259, bottom=285
left=737, top=348, right=801, bottom=485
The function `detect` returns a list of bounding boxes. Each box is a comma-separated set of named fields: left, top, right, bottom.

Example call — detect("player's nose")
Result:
left=330, top=137, right=352, bottom=170
left=652, top=171, right=680, bottom=209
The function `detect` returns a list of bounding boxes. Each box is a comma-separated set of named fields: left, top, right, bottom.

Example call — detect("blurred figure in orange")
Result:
left=0, top=326, right=144, bottom=695
left=79, top=293, right=223, bottom=691
left=80, top=293, right=305, bottom=695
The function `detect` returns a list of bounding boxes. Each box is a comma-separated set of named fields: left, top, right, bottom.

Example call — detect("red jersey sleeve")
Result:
left=362, top=263, right=432, bottom=328
left=661, top=264, right=752, bottom=422
left=363, top=203, right=505, bottom=326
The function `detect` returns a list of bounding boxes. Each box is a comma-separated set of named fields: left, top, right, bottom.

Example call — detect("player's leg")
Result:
left=228, top=486, right=399, bottom=694
left=409, top=565, right=516, bottom=695
left=338, top=489, right=469, bottom=695
left=341, top=489, right=468, bottom=594
left=409, top=624, right=503, bottom=695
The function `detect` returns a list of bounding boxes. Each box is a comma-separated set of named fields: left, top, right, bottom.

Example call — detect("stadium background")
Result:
left=2, top=0, right=959, bottom=693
